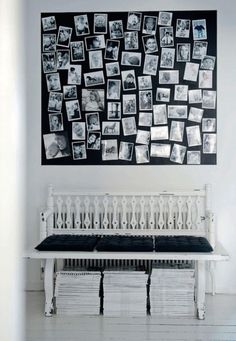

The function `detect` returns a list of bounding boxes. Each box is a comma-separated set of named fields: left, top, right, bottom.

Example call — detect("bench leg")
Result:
left=209, top=261, right=216, bottom=296
left=44, top=258, right=54, bottom=317
left=196, top=260, right=206, bottom=320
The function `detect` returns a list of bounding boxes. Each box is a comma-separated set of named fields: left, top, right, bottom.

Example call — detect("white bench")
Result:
left=25, top=184, right=229, bottom=319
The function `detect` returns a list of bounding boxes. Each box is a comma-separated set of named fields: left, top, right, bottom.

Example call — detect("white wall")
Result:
left=26, top=0, right=236, bottom=293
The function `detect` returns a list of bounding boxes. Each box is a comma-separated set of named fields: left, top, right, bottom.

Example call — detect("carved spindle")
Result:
left=167, top=196, right=174, bottom=229
left=158, top=196, right=165, bottom=229
left=186, top=196, right=193, bottom=229
left=74, top=197, right=81, bottom=229
left=195, top=196, right=202, bottom=229
left=149, top=196, right=155, bottom=229
left=139, top=196, right=146, bottom=229
left=130, top=196, right=137, bottom=229
left=84, top=196, right=91, bottom=229
left=65, top=196, right=72, bottom=229
left=93, top=196, right=100, bottom=229
left=177, top=197, right=184, bottom=229
left=112, top=196, right=119, bottom=229
left=121, top=196, right=128, bottom=229
left=102, top=196, right=109, bottom=229
left=47, top=185, right=54, bottom=235
left=56, top=196, right=63, bottom=229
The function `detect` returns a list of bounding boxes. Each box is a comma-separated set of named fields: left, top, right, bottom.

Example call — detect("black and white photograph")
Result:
left=160, top=48, right=175, bottom=68
left=159, top=27, right=174, bottom=47
left=122, top=70, right=137, bottom=91
left=170, top=121, right=184, bottom=142
left=43, top=34, right=56, bottom=52
left=138, top=76, right=152, bottom=90
left=89, top=50, right=103, bottom=69
left=102, top=139, right=118, bottom=160
left=135, top=145, right=150, bottom=163
left=63, top=85, right=77, bottom=100
left=199, top=70, right=213, bottom=88
left=188, top=107, right=204, bottom=123
left=176, top=19, right=190, bottom=38
left=192, top=41, right=208, bottom=60
left=170, top=143, right=186, bottom=164
left=119, top=141, right=134, bottom=161
left=151, top=126, right=169, bottom=140
left=202, top=118, right=216, bottom=132
left=82, top=89, right=105, bottom=111
left=107, top=79, right=121, bottom=99
left=56, top=50, right=70, bottom=69
left=143, top=55, right=159, bottom=75
left=187, top=151, right=201, bottom=165
left=104, top=40, right=120, bottom=60
left=142, top=16, right=157, bottom=35
left=139, top=112, right=152, bottom=127
left=156, top=88, right=170, bottom=102
left=72, top=141, right=87, bottom=160
left=136, top=129, right=151, bottom=145
left=150, top=143, right=171, bottom=158
left=42, top=16, right=57, bottom=31
left=74, top=14, right=90, bottom=36
left=70, top=41, right=85, bottom=61
left=127, top=12, right=142, bottom=31
left=57, top=26, right=72, bottom=47
left=42, top=53, right=57, bottom=73
left=183, top=62, right=199, bottom=82
left=43, top=132, right=71, bottom=159
left=106, top=62, right=120, bottom=77
left=49, top=113, right=63, bottom=132
left=142, top=35, right=158, bottom=54
left=121, top=52, right=142, bottom=66
left=65, top=100, right=81, bottom=121
left=48, top=92, right=63, bottom=112
left=202, top=90, right=216, bottom=109
left=72, top=122, right=86, bottom=140
left=188, top=89, right=202, bottom=103
left=201, top=55, right=216, bottom=70
left=107, top=102, right=121, bottom=120
left=177, top=43, right=190, bottom=62
left=124, top=31, right=139, bottom=50
left=94, top=13, right=107, bottom=34
left=186, top=125, right=202, bottom=147
left=122, top=116, right=137, bottom=135
left=68, top=65, right=82, bottom=85
left=85, top=112, right=100, bottom=131
left=84, top=71, right=105, bottom=87
left=174, top=85, right=188, bottom=101
left=85, top=35, right=106, bottom=50
left=158, top=11, right=173, bottom=26
left=168, top=105, right=188, bottom=119
left=123, top=94, right=137, bottom=115
left=159, top=70, right=179, bottom=84
left=139, top=90, right=153, bottom=110
left=153, top=104, right=167, bottom=125
left=192, top=19, right=207, bottom=40
left=203, top=133, right=217, bottom=153
left=109, top=20, right=124, bottom=39
left=102, top=121, right=120, bottom=135
left=46, top=73, right=61, bottom=91
left=87, top=132, right=101, bottom=149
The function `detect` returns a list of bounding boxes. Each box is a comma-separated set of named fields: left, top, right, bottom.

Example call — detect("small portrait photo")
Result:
left=153, top=104, right=167, bottom=125
left=159, top=27, right=174, bottom=48
left=72, top=142, right=87, bottom=160
left=48, top=92, right=63, bottom=112
left=143, top=55, right=159, bottom=75
left=192, top=41, right=208, bottom=60
left=84, top=71, right=105, bottom=87
left=200, top=55, right=216, bottom=70
left=70, top=41, right=85, bottom=62
left=42, top=16, right=57, bottom=31
left=124, top=31, right=139, bottom=50
left=139, top=90, right=153, bottom=111
left=56, top=50, right=70, bottom=70
left=170, top=121, right=185, bottom=142
left=102, top=121, right=120, bottom=135
left=159, top=70, right=179, bottom=84
left=65, top=100, right=81, bottom=121
left=105, top=62, right=120, bottom=77
left=183, top=62, right=199, bottom=82
left=107, top=79, right=121, bottom=99
left=74, top=14, right=90, bottom=36
left=188, top=107, right=204, bottom=123
left=168, top=105, right=188, bottom=119
left=192, top=19, right=207, bottom=40
left=49, top=113, right=63, bottom=132
left=151, top=126, right=169, bottom=141
left=199, top=70, right=213, bottom=88
left=63, top=85, right=77, bottom=100
left=170, top=143, right=186, bottom=164
left=176, top=19, right=190, bottom=38
left=87, top=132, right=101, bottom=150
left=177, top=43, right=190, bottom=62
left=136, top=129, right=151, bottom=145
left=121, top=52, right=141, bottom=67
left=188, top=89, right=202, bottom=104
left=186, top=125, right=202, bottom=147
left=142, top=35, right=158, bottom=54
left=107, top=102, right=121, bottom=120
left=174, top=85, right=188, bottom=101
left=119, top=142, right=134, bottom=161
left=46, top=73, right=61, bottom=92
left=160, top=48, right=175, bottom=68
left=89, top=50, right=103, bottom=69
left=68, top=65, right=82, bottom=85
left=86, top=112, right=100, bottom=131
left=109, top=20, right=124, bottom=39
left=158, top=11, right=172, bottom=26
left=202, top=118, right=216, bottom=132
left=156, top=88, right=171, bottom=102
left=42, top=53, right=57, bottom=73
left=57, top=26, right=72, bottom=47
left=135, top=145, right=150, bottom=164
left=72, top=122, right=86, bottom=140
left=138, top=76, right=152, bottom=90
left=142, top=16, right=157, bottom=35
left=122, top=116, right=137, bottom=136
left=202, top=90, right=216, bottom=109
left=85, top=35, right=105, bottom=50
left=94, top=13, right=107, bottom=34
left=139, top=112, right=152, bottom=127
left=102, top=139, right=118, bottom=161
left=203, top=133, right=217, bottom=154
left=104, top=40, right=120, bottom=60
left=187, top=151, right=201, bottom=165
left=122, top=70, right=137, bottom=91
left=123, top=94, right=137, bottom=115
left=43, top=34, right=56, bottom=52
left=82, top=89, right=105, bottom=111
left=150, top=143, right=171, bottom=158
left=127, top=12, right=142, bottom=31
left=43, top=132, right=70, bottom=159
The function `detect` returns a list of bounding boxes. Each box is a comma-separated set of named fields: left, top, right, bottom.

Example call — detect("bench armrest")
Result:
left=40, top=208, right=54, bottom=241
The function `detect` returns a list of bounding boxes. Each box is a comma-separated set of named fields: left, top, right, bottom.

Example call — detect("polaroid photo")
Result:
left=199, top=70, right=213, bottom=88
left=142, top=35, right=158, bottom=54
left=48, top=92, right=63, bottom=112
left=160, top=48, right=175, bottom=69
left=43, top=34, right=56, bottom=52
left=46, top=73, right=61, bottom=92
left=57, top=26, right=72, bottom=48
left=168, top=105, right=188, bottom=119
left=187, top=151, right=201, bottom=165
left=153, top=104, right=167, bottom=125
left=186, top=125, right=202, bottom=147
left=84, top=71, right=105, bottom=87
left=174, top=85, right=188, bottom=101
left=43, top=132, right=70, bottom=159
left=202, top=90, right=216, bottom=109
left=56, top=50, right=70, bottom=70
left=106, top=62, right=120, bottom=77
left=119, top=141, right=134, bottom=161
left=159, top=70, right=179, bottom=84
left=87, top=132, right=101, bottom=150
left=82, top=89, right=105, bottom=111
left=183, top=62, right=199, bottom=82
left=70, top=41, right=85, bottom=62
left=102, top=121, right=120, bottom=135
left=159, top=27, right=174, bottom=48
left=176, top=19, right=190, bottom=38
left=68, top=65, right=82, bottom=85
left=42, top=53, right=57, bottom=73
left=158, top=12, right=173, bottom=26
left=85, top=35, right=106, bottom=51
left=102, top=139, right=118, bottom=160
left=188, top=107, right=204, bottom=123
left=49, top=113, right=63, bottom=132
left=139, top=90, right=153, bottom=111
left=123, top=94, right=137, bottom=115
left=89, top=50, right=103, bottom=69
left=139, top=112, right=152, bottom=127
left=136, top=129, right=151, bottom=145
left=72, top=122, right=86, bottom=140
left=107, top=79, right=121, bottom=99
left=138, top=76, right=152, bottom=90
left=124, top=31, right=139, bottom=50
left=192, top=41, right=208, bottom=60
left=202, top=118, right=216, bottom=132
left=151, top=143, right=171, bottom=158
left=122, top=117, right=137, bottom=136
left=135, top=145, right=150, bottom=164
left=122, top=70, right=137, bottom=91
left=109, top=20, right=124, bottom=39
left=74, top=14, right=90, bottom=36
left=107, top=102, right=121, bottom=120
left=127, top=12, right=142, bottom=31
left=94, top=13, right=107, bottom=34
left=142, top=16, right=157, bottom=35
left=121, top=52, right=142, bottom=67
left=72, top=142, right=87, bottom=160
left=42, top=16, right=57, bottom=31
left=63, top=85, right=77, bottom=100
left=104, top=40, right=120, bottom=60
left=143, top=55, right=159, bottom=75
left=201, top=55, right=216, bottom=70
left=151, top=126, right=169, bottom=140
left=188, top=89, right=202, bottom=104
left=156, top=88, right=170, bottom=102
left=203, top=133, right=216, bottom=153
left=170, top=121, right=185, bottom=142
left=192, top=19, right=207, bottom=40
left=170, top=144, right=186, bottom=164
left=177, top=43, right=190, bottom=62
left=65, top=100, right=81, bottom=121
left=85, top=112, right=100, bottom=131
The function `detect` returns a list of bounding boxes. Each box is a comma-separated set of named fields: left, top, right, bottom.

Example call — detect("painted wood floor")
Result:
left=25, top=292, right=236, bottom=341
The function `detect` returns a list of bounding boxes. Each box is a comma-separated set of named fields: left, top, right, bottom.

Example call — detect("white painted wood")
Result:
left=94, top=196, right=100, bottom=229
left=186, top=196, right=193, bottom=229
left=44, top=259, right=55, bottom=317
left=56, top=196, right=63, bottom=229
left=65, top=197, right=73, bottom=229
left=121, top=196, right=128, bottom=229
left=196, top=260, right=206, bottom=320
left=130, top=196, right=137, bottom=229
left=47, top=185, right=54, bottom=236
left=139, top=196, right=146, bottom=229
left=195, top=196, right=202, bottom=230
left=74, top=197, right=81, bottom=229
left=158, top=197, right=165, bottom=229
left=112, top=196, right=119, bottom=229
left=177, top=197, right=184, bottom=230
left=102, top=196, right=109, bottom=229
left=167, top=196, right=174, bottom=229
left=84, top=196, right=91, bottom=229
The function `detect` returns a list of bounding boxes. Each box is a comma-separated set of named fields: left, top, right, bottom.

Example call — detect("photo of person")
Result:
left=89, top=50, right=103, bottom=69
left=199, top=70, right=213, bottom=88
left=202, top=118, right=216, bottom=132
left=104, top=40, right=120, bottom=60
left=150, top=143, right=171, bottom=158
left=192, top=41, right=208, bottom=60
left=63, top=85, right=77, bottom=100
left=87, top=132, right=101, bottom=149
left=124, top=31, right=139, bottom=50
left=176, top=19, right=190, bottom=38
left=188, top=107, right=204, bottom=123
left=109, top=20, right=124, bottom=39
left=48, top=92, right=63, bottom=112
left=159, top=27, right=174, bottom=47
left=139, top=112, right=152, bottom=127
left=86, top=112, right=100, bottom=131
left=49, top=114, right=63, bottom=132
left=74, top=14, right=89, bottom=36
left=122, top=117, right=137, bottom=135
left=119, top=141, right=134, bottom=161
left=177, top=43, right=190, bottom=62
left=202, top=90, right=216, bottom=109
left=139, top=90, right=152, bottom=110
left=107, top=102, right=121, bottom=120
left=168, top=105, right=187, bottom=119
left=192, top=19, right=207, bottom=40
left=136, top=130, right=151, bottom=145
left=42, top=16, right=57, bottom=31
left=121, top=52, right=141, bottom=67
left=186, top=125, right=202, bottom=147
left=56, top=50, right=70, bottom=69
left=138, top=76, right=152, bottom=90
left=200, top=55, right=216, bottom=70
left=127, top=12, right=142, bottom=31
left=72, top=142, right=87, bottom=160
left=42, top=53, right=57, bottom=74
left=183, top=62, right=199, bottom=82
left=85, top=35, right=105, bottom=50
left=105, top=62, right=120, bottom=77
left=170, top=143, right=186, bottom=164
left=142, top=16, right=157, bottom=34
left=203, top=133, right=216, bottom=153
left=142, top=35, right=158, bottom=54
left=188, top=89, right=202, bottom=104
left=122, top=70, right=137, bottom=91
left=84, top=71, right=105, bottom=87
left=102, top=121, right=120, bottom=135
left=101, top=139, right=118, bottom=160
left=43, top=34, right=56, bottom=52
left=158, top=12, right=172, bottom=26
left=151, top=126, right=169, bottom=140
left=68, top=65, right=81, bottom=85
left=70, top=41, right=85, bottom=61
left=82, top=89, right=105, bottom=111
left=46, top=73, right=61, bottom=91
left=160, top=48, right=175, bottom=68
left=187, top=151, right=201, bottom=165
left=159, top=70, right=179, bottom=84
left=156, top=88, right=171, bottom=102
left=153, top=104, right=167, bottom=125
left=72, top=122, right=86, bottom=140
left=65, top=100, right=81, bottom=121
left=135, top=145, right=150, bottom=163
left=43, top=132, right=71, bottom=159
left=123, top=94, right=137, bottom=115
left=170, top=121, right=184, bottom=142
left=107, top=79, right=121, bottom=99
left=57, top=26, right=72, bottom=47
left=143, top=55, right=159, bottom=75
left=94, top=13, right=107, bottom=34
left=174, top=85, right=188, bottom=101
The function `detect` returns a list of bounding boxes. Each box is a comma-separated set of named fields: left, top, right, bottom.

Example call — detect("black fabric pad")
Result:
left=35, top=234, right=99, bottom=251
left=95, top=236, right=154, bottom=252
left=155, top=236, right=213, bottom=252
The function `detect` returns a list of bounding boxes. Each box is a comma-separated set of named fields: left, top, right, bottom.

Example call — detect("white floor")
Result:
left=25, top=292, right=236, bottom=341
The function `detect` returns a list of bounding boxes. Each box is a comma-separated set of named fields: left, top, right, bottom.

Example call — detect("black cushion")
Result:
left=155, top=236, right=213, bottom=252
left=35, top=234, right=99, bottom=251
left=95, top=236, right=153, bottom=252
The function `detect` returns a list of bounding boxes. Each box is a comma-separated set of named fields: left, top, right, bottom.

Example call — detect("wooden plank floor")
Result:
left=25, top=292, right=236, bottom=341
